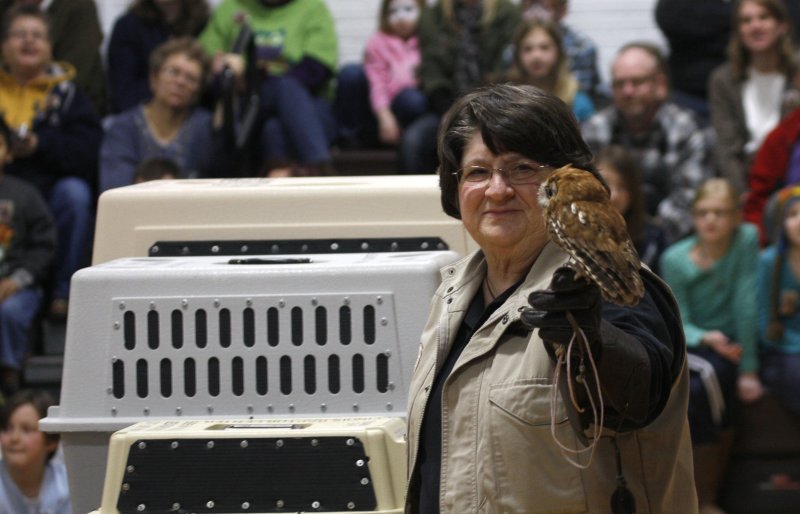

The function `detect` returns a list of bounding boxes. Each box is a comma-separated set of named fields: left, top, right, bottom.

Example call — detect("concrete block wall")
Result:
left=97, top=0, right=664, bottom=84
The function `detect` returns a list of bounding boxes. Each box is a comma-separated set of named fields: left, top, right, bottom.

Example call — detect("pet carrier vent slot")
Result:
left=160, top=359, right=172, bottom=397
left=219, top=309, right=231, bottom=348
left=171, top=310, right=183, bottom=348
left=195, top=310, right=207, bottom=348
left=184, top=358, right=196, bottom=397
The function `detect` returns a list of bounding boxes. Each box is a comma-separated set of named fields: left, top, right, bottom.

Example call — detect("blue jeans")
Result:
left=48, top=177, right=93, bottom=300
left=0, top=287, right=42, bottom=370
left=398, top=113, right=440, bottom=174
left=334, top=63, right=428, bottom=147
left=258, top=75, right=334, bottom=165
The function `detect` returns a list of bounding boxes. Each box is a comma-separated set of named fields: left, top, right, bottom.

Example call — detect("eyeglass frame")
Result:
left=452, top=162, right=553, bottom=187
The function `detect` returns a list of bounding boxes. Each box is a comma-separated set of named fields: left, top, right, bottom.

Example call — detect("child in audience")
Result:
left=509, top=18, right=594, bottom=121
left=335, top=0, right=426, bottom=149
left=757, top=185, right=800, bottom=415
left=596, top=145, right=667, bottom=272
left=660, top=178, right=760, bottom=514
left=0, top=389, right=71, bottom=514
left=365, top=0, right=427, bottom=145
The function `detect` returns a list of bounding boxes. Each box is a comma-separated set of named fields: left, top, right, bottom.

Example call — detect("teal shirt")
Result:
left=660, top=223, right=759, bottom=372
left=757, top=245, right=800, bottom=355
left=200, top=0, right=338, bottom=78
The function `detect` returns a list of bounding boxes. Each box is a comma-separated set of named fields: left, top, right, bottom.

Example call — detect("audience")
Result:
left=335, top=0, right=426, bottom=151
left=398, top=0, right=519, bottom=173
left=200, top=0, right=338, bottom=177
left=0, top=5, right=102, bottom=320
left=0, top=118, right=55, bottom=398
left=107, top=0, right=210, bottom=114
left=0, top=0, right=106, bottom=116
left=582, top=42, right=711, bottom=244
left=596, top=145, right=668, bottom=273
left=519, top=0, right=600, bottom=102
left=660, top=178, right=760, bottom=514
left=100, top=37, right=222, bottom=192
left=0, top=389, right=71, bottom=514
left=1, top=2, right=799, bottom=507
left=507, top=18, right=594, bottom=121
left=709, top=0, right=796, bottom=194
left=757, top=185, right=800, bottom=416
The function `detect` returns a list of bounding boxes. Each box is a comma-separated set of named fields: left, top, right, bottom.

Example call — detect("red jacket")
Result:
left=744, top=108, right=800, bottom=245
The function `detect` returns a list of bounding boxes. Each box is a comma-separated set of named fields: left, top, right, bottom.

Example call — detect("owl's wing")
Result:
left=547, top=200, right=645, bottom=306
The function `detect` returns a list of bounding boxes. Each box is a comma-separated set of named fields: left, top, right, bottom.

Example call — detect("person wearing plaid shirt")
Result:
left=582, top=42, right=712, bottom=244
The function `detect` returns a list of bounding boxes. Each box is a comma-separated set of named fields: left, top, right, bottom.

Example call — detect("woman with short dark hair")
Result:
left=406, top=83, right=697, bottom=513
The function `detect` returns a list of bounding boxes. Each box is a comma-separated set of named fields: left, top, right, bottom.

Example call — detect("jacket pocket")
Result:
left=487, top=380, right=587, bottom=513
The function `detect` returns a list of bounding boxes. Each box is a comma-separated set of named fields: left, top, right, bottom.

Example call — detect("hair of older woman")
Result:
left=0, top=389, right=59, bottom=460
left=148, top=37, right=211, bottom=90
left=378, top=0, right=426, bottom=34
left=510, top=18, right=577, bottom=104
left=438, top=83, right=598, bottom=219
left=596, top=145, right=647, bottom=244
left=728, top=0, right=795, bottom=81
left=0, top=4, right=50, bottom=42
left=131, top=0, right=210, bottom=37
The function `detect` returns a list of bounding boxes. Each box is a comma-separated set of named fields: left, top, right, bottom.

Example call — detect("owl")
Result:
left=538, top=165, right=645, bottom=307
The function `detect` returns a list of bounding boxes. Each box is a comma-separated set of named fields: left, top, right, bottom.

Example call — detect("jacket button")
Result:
left=447, top=298, right=453, bottom=304
left=446, top=286, right=454, bottom=292
left=501, top=314, right=509, bottom=324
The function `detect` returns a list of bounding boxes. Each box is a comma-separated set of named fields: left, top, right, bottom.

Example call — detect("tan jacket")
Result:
left=406, top=243, right=697, bottom=514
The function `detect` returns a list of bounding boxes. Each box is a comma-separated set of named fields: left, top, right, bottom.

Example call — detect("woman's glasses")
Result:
left=453, top=162, right=551, bottom=186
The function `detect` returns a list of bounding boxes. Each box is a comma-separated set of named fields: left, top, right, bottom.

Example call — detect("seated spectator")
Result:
left=0, top=389, right=70, bottom=514
left=596, top=145, right=668, bottom=273
left=757, top=185, right=800, bottom=416
left=133, top=157, right=180, bottom=184
left=582, top=42, right=711, bottom=244
left=709, top=0, right=796, bottom=194
left=100, top=38, right=223, bottom=192
left=507, top=18, right=594, bottom=122
left=0, top=118, right=55, bottom=397
left=107, top=0, right=210, bottom=114
left=0, top=5, right=102, bottom=319
left=399, top=0, right=519, bottom=173
left=743, top=104, right=800, bottom=245
left=200, top=0, right=338, bottom=177
left=519, top=0, right=600, bottom=102
left=0, top=0, right=106, bottom=115
left=660, top=178, right=760, bottom=514
left=335, top=0, right=426, bottom=150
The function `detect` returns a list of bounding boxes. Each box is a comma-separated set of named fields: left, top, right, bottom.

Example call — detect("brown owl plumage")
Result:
left=538, top=165, right=645, bottom=307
